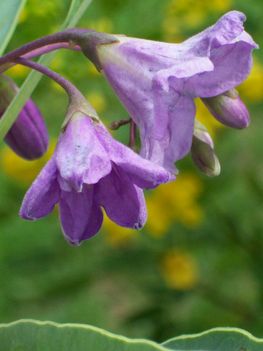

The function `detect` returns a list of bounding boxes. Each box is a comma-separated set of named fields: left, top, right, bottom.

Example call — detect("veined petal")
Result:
left=59, top=186, right=103, bottom=245
left=96, top=167, right=147, bottom=229
left=56, top=113, right=111, bottom=191
left=143, top=78, right=196, bottom=171
left=167, top=95, right=196, bottom=167
left=98, top=41, right=154, bottom=138
left=19, top=157, right=59, bottom=219
left=186, top=40, right=256, bottom=97
left=182, top=12, right=258, bottom=97
left=96, top=124, right=173, bottom=188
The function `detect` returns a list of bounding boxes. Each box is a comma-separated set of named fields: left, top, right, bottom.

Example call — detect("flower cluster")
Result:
left=0, top=11, right=257, bottom=244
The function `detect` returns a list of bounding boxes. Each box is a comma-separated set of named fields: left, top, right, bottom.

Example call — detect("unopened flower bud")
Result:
left=191, top=122, right=221, bottom=177
left=202, top=89, right=250, bottom=129
left=0, top=75, right=48, bottom=160
left=193, top=120, right=214, bottom=148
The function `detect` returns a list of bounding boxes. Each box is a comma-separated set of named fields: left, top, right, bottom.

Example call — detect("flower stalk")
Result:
left=0, top=29, right=86, bottom=66
left=0, top=29, right=118, bottom=70
left=110, top=118, right=131, bottom=130
left=13, top=57, right=99, bottom=127
left=0, top=42, right=80, bottom=74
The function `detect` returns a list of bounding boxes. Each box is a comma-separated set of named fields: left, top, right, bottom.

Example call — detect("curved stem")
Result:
left=24, top=42, right=81, bottom=60
left=0, top=29, right=88, bottom=66
left=12, top=58, right=99, bottom=126
left=0, top=43, right=81, bottom=74
left=13, top=57, right=84, bottom=103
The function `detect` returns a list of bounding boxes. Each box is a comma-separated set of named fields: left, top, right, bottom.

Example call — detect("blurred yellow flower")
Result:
left=163, top=0, right=232, bottom=42
left=147, top=173, right=203, bottom=237
left=238, top=59, right=263, bottom=103
left=162, top=19, right=185, bottom=43
left=161, top=249, right=199, bottom=290
left=211, top=0, right=232, bottom=12
left=25, top=0, right=59, bottom=17
left=166, top=0, right=231, bottom=16
left=86, top=91, right=106, bottom=113
left=103, top=215, right=137, bottom=247
left=0, top=139, right=56, bottom=186
left=19, top=8, right=28, bottom=23
left=50, top=79, right=65, bottom=93
left=183, top=10, right=205, bottom=29
left=86, top=18, right=113, bottom=33
left=8, top=65, right=29, bottom=79
left=50, top=55, right=65, bottom=71
left=146, top=199, right=171, bottom=237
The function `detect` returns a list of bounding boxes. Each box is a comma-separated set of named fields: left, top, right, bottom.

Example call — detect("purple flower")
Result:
left=0, top=75, right=48, bottom=160
left=94, top=11, right=257, bottom=172
left=20, top=112, right=172, bottom=245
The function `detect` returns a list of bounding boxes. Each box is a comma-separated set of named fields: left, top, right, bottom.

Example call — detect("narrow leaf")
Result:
left=0, top=0, right=27, bottom=55
left=64, top=0, right=93, bottom=28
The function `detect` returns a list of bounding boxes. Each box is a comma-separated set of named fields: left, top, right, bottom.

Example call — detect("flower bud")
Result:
left=191, top=122, right=221, bottom=177
left=193, top=120, right=214, bottom=148
left=0, top=75, right=48, bottom=160
left=202, top=89, right=250, bottom=129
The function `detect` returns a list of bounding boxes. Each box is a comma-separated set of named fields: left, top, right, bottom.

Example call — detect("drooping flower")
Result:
left=86, top=11, right=257, bottom=172
left=20, top=112, right=172, bottom=245
left=0, top=75, right=48, bottom=160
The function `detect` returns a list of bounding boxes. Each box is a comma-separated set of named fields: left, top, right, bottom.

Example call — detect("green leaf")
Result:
left=0, top=320, right=169, bottom=351
left=0, top=0, right=27, bottom=56
left=0, top=0, right=93, bottom=141
left=163, top=327, right=263, bottom=351
left=1, top=322, right=262, bottom=351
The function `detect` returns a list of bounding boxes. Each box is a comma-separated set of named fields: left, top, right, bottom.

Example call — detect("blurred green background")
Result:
left=0, top=0, right=263, bottom=342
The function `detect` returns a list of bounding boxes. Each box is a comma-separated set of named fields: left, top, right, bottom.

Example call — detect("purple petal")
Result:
left=165, top=95, right=196, bottom=168
left=96, top=167, right=147, bottom=229
left=98, top=41, right=154, bottom=142
left=19, top=157, right=59, bottom=219
left=182, top=12, right=258, bottom=97
left=56, top=113, right=111, bottom=191
left=142, top=81, right=196, bottom=170
left=187, top=40, right=255, bottom=97
left=154, top=12, right=257, bottom=97
left=59, top=186, right=103, bottom=245
left=95, top=123, right=173, bottom=188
